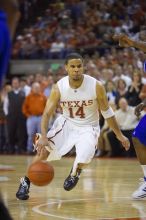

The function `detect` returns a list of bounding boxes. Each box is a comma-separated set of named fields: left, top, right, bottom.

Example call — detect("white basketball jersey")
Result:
left=57, top=74, right=99, bottom=126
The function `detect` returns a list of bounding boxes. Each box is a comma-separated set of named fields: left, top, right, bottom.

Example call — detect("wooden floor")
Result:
left=0, top=155, right=146, bottom=220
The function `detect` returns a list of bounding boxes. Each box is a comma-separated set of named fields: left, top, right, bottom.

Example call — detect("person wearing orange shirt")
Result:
left=22, top=82, right=46, bottom=154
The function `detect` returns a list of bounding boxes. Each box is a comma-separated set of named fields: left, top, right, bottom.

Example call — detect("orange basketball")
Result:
left=27, top=161, right=54, bottom=186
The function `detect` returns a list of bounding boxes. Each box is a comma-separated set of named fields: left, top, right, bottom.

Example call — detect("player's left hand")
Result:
left=116, top=134, right=130, bottom=151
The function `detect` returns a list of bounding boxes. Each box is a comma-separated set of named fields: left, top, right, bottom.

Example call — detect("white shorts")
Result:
left=46, top=115, right=100, bottom=174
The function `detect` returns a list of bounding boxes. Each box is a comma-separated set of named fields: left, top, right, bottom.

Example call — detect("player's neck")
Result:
left=69, top=75, right=84, bottom=89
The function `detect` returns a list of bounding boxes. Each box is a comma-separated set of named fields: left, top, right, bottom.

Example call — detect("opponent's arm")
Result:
left=129, top=40, right=146, bottom=52
left=96, top=82, right=130, bottom=150
left=135, top=98, right=146, bottom=117
left=113, top=34, right=146, bottom=52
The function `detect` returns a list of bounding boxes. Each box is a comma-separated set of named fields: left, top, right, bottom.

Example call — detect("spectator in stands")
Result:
left=126, top=70, right=143, bottom=106
left=107, top=98, right=140, bottom=157
left=0, top=89, right=8, bottom=153
left=115, top=79, right=127, bottom=106
left=96, top=101, right=117, bottom=157
left=3, top=77, right=27, bottom=154
left=105, top=80, right=117, bottom=103
left=11, top=0, right=145, bottom=60
left=34, top=73, right=44, bottom=84
left=20, top=77, right=31, bottom=96
left=139, top=84, right=146, bottom=102
left=101, top=68, right=114, bottom=84
left=25, top=74, right=35, bottom=87
left=142, top=71, right=146, bottom=85
left=0, top=84, right=11, bottom=154
left=22, top=82, right=46, bottom=154
left=48, top=37, right=65, bottom=59
left=113, top=64, right=132, bottom=88
left=20, top=33, right=39, bottom=59
left=43, top=75, right=54, bottom=97
left=123, top=64, right=134, bottom=80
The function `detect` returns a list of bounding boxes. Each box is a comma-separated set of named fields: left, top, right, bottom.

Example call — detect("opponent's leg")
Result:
left=132, top=137, right=146, bottom=199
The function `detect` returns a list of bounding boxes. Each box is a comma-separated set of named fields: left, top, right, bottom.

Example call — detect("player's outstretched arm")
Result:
left=96, top=82, right=130, bottom=151
left=113, top=33, right=146, bottom=52
left=36, top=84, right=60, bottom=155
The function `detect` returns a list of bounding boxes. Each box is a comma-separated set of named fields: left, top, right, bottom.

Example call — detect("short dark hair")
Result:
left=65, top=53, right=83, bottom=64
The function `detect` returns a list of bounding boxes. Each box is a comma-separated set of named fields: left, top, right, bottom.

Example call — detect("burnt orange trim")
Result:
left=48, top=120, right=66, bottom=144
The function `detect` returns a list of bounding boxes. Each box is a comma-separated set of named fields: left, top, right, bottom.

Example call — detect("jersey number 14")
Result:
left=68, top=106, right=85, bottom=118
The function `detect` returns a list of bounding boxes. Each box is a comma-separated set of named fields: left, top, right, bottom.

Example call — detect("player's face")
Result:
left=65, top=59, right=84, bottom=81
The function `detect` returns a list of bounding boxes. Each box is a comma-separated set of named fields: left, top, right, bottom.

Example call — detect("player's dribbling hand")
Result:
left=34, top=134, right=52, bottom=156
left=117, top=134, right=130, bottom=151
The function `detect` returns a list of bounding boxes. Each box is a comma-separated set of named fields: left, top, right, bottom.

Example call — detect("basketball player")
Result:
left=16, top=53, right=130, bottom=200
left=115, top=34, right=146, bottom=199
left=0, top=0, right=20, bottom=87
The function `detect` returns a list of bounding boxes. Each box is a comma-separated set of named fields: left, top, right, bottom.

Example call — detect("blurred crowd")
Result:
left=12, top=0, right=146, bottom=59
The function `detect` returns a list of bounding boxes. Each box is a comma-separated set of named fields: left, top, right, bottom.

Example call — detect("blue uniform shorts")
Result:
left=0, top=10, right=11, bottom=87
left=132, top=115, right=146, bottom=146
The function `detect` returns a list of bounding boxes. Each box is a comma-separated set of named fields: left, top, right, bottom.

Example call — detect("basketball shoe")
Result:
left=64, top=168, right=82, bottom=191
left=16, top=176, right=30, bottom=200
left=132, top=178, right=146, bottom=199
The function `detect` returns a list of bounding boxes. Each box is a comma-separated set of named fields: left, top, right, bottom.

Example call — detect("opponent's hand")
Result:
left=134, top=103, right=144, bottom=118
left=113, top=34, right=132, bottom=47
left=116, top=134, right=130, bottom=151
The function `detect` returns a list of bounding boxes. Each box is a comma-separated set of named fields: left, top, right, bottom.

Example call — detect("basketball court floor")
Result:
left=0, top=155, right=146, bottom=220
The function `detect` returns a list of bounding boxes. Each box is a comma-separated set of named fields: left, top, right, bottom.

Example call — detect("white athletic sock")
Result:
left=141, top=165, right=146, bottom=179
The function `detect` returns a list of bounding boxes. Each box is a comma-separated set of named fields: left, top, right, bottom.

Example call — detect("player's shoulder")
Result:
left=49, top=83, right=60, bottom=99
left=84, top=74, right=102, bottom=84
left=84, top=74, right=97, bottom=81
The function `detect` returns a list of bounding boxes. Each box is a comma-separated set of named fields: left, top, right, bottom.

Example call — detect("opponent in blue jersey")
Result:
left=0, top=0, right=20, bottom=87
left=115, top=34, right=146, bottom=199
left=0, top=1, right=19, bottom=219
left=0, top=10, right=11, bottom=87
